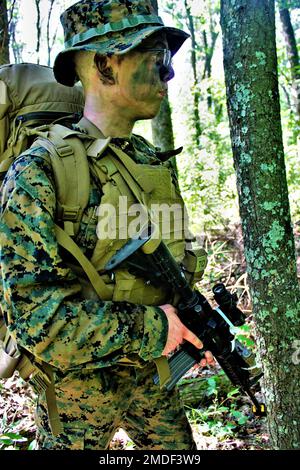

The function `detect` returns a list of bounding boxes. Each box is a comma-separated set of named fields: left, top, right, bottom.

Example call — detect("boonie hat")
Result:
left=54, top=0, right=189, bottom=87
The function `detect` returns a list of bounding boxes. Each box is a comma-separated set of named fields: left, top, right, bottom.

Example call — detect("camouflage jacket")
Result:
left=0, top=119, right=174, bottom=372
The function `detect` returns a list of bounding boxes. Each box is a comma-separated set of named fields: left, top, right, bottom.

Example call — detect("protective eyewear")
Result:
left=137, top=48, right=172, bottom=68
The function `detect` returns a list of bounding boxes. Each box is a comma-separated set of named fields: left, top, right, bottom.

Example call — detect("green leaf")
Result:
left=227, top=388, right=240, bottom=398
left=28, top=439, right=38, bottom=450
left=0, top=432, right=27, bottom=442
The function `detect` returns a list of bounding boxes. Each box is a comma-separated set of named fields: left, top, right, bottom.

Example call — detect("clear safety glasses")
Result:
left=137, top=48, right=172, bottom=68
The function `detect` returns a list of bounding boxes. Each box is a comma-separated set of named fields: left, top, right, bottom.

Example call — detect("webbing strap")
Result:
left=33, top=137, right=67, bottom=203
left=108, top=151, right=149, bottom=210
left=17, top=354, right=63, bottom=436
left=153, top=357, right=171, bottom=388
left=55, top=224, right=112, bottom=300
left=43, top=363, right=63, bottom=436
left=109, top=144, right=154, bottom=193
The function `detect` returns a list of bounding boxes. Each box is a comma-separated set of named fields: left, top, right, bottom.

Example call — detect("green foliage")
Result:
left=177, top=85, right=238, bottom=233
left=161, top=0, right=240, bottom=233
left=162, top=0, right=300, bottom=232
left=277, top=0, right=300, bottom=10
left=236, top=324, right=255, bottom=350
left=277, top=8, right=300, bottom=222
left=0, top=410, right=36, bottom=450
left=187, top=378, right=250, bottom=439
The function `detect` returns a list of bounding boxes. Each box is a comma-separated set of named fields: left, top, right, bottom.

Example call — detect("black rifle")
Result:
left=105, top=225, right=266, bottom=416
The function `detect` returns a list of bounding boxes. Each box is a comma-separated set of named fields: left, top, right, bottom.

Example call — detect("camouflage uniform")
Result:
left=0, top=0, right=195, bottom=450
left=0, top=118, right=195, bottom=450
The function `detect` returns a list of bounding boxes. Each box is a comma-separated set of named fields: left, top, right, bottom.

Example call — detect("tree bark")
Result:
left=0, top=0, right=10, bottom=65
left=221, top=0, right=300, bottom=449
left=202, top=25, right=219, bottom=109
left=151, top=93, right=175, bottom=152
left=46, top=0, right=56, bottom=66
left=279, top=8, right=300, bottom=121
left=184, top=0, right=201, bottom=148
left=150, top=0, right=176, bottom=169
left=9, top=0, right=23, bottom=64
left=151, top=0, right=158, bottom=11
left=35, top=0, right=41, bottom=64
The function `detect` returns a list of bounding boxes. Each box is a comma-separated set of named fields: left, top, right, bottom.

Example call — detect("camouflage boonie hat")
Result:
left=53, top=0, right=189, bottom=87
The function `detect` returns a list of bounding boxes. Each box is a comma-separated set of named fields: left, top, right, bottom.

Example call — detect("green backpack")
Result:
left=0, top=63, right=95, bottom=436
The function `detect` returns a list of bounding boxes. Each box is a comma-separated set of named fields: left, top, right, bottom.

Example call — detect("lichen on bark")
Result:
left=221, top=0, right=300, bottom=449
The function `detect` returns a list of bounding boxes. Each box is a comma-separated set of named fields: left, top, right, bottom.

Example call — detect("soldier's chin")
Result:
left=137, top=104, right=162, bottom=120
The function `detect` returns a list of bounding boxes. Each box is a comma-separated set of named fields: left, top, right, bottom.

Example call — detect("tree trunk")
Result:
left=151, top=0, right=158, bottom=11
left=202, top=27, right=219, bottom=110
left=9, top=0, right=23, bottom=64
left=279, top=8, right=300, bottom=122
left=46, top=0, right=56, bottom=67
left=184, top=0, right=201, bottom=148
left=221, top=0, right=300, bottom=449
left=179, top=373, right=232, bottom=408
left=0, top=0, right=10, bottom=65
left=151, top=93, right=175, bottom=151
left=150, top=0, right=176, bottom=170
left=35, top=0, right=41, bottom=64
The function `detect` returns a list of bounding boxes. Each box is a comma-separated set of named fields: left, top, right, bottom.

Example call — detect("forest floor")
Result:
left=1, top=223, right=299, bottom=450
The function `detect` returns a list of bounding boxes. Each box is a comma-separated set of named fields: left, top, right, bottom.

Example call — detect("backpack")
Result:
left=0, top=63, right=93, bottom=436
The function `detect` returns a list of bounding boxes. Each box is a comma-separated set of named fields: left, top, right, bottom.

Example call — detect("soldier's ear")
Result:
left=94, top=53, right=116, bottom=86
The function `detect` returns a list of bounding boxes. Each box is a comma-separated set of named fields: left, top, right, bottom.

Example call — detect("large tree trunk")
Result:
left=279, top=8, right=300, bottom=122
left=0, top=0, right=10, bottom=65
left=221, top=0, right=300, bottom=449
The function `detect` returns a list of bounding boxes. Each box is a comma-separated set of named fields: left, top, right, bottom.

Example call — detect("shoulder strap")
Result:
left=54, top=224, right=112, bottom=300
left=34, top=124, right=90, bottom=237
left=87, top=140, right=151, bottom=210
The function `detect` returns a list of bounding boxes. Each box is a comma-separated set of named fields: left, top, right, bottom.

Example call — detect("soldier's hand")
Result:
left=160, top=304, right=203, bottom=356
left=199, top=351, right=215, bottom=367
left=159, top=304, right=215, bottom=367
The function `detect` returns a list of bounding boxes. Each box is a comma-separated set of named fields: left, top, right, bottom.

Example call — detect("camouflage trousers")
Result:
left=35, top=363, right=195, bottom=450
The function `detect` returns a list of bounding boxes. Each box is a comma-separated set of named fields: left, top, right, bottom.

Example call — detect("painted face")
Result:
left=109, top=33, right=174, bottom=120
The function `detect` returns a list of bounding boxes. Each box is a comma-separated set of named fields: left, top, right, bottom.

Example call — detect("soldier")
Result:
left=0, top=0, right=214, bottom=450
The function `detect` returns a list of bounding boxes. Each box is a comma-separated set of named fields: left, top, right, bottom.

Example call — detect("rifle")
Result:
left=105, top=225, right=266, bottom=416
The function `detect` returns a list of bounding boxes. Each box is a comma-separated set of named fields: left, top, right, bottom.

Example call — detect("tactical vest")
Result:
left=79, top=139, right=188, bottom=306
left=42, top=122, right=207, bottom=308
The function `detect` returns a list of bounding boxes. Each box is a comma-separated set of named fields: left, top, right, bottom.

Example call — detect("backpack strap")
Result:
left=54, top=224, right=112, bottom=300
left=0, top=323, right=63, bottom=436
left=17, top=355, right=63, bottom=436
left=33, top=124, right=90, bottom=237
